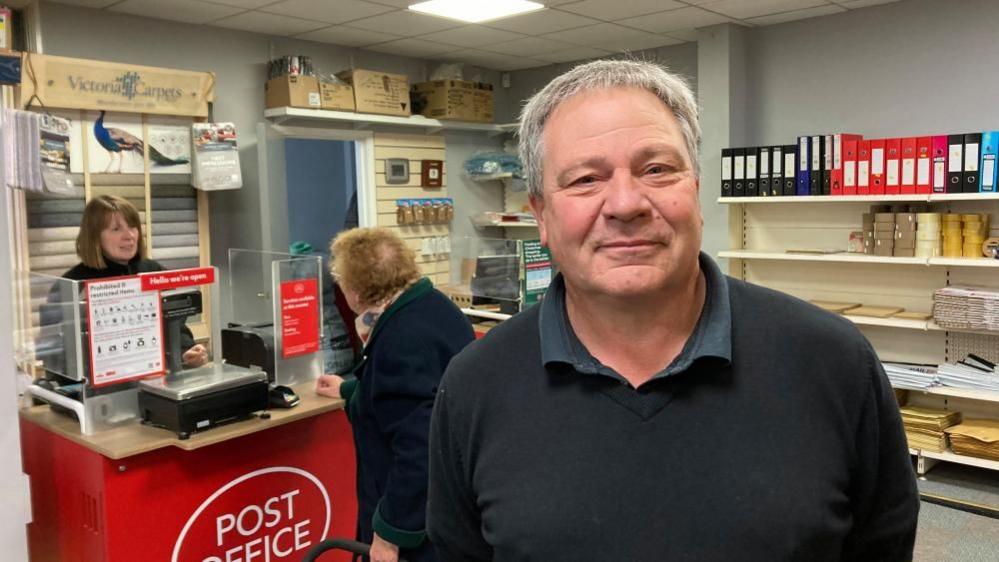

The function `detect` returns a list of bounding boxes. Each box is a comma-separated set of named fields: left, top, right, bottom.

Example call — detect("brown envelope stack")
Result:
left=901, top=406, right=961, bottom=452
left=945, top=418, right=999, bottom=461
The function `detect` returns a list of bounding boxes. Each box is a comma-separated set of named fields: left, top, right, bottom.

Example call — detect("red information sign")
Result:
left=280, top=278, right=320, bottom=359
left=141, top=266, right=216, bottom=292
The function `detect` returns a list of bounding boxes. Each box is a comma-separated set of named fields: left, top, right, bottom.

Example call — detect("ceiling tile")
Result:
left=434, top=49, right=548, bottom=71
left=483, top=36, right=576, bottom=57
left=700, top=0, right=829, bottom=19
left=109, top=0, right=243, bottom=24
left=596, top=33, right=684, bottom=53
left=662, top=28, right=698, bottom=42
left=417, top=25, right=527, bottom=48
left=348, top=10, right=464, bottom=36
left=543, top=22, right=656, bottom=46
left=745, top=4, right=845, bottom=25
left=362, top=0, right=413, bottom=7
left=617, top=6, right=733, bottom=33
left=212, top=10, right=326, bottom=35
left=698, top=0, right=829, bottom=20
left=557, top=0, right=686, bottom=21
left=485, top=9, right=600, bottom=35
left=50, top=0, right=132, bottom=7
left=533, top=45, right=614, bottom=63
left=365, top=38, right=460, bottom=58
left=838, top=0, right=900, bottom=8
left=258, top=0, right=394, bottom=23
left=202, top=0, right=280, bottom=8
left=296, top=25, right=402, bottom=46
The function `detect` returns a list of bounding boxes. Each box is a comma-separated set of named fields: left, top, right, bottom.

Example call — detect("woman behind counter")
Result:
left=315, top=228, right=474, bottom=562
left=63, top=194, right=208, bottom=368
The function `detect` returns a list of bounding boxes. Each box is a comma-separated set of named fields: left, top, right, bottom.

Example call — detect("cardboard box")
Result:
left=336, top=69, right=410, bottom=116
left=412, top=80, right=495, bottom=123
left=266, top=75, right=321, bottom=109
left=319, top=81, right=355, bottom=111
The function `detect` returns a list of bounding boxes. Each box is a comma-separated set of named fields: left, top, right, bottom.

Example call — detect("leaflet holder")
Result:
left=223, top=249, right=323, bottom=388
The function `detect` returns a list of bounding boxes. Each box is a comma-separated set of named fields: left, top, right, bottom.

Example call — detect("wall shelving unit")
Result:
left=722, top=193, right=999, bottom=475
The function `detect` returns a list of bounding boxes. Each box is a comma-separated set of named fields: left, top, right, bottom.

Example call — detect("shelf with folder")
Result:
left=720, top=250, right=999, bottom=268
left=718, top=193, right=999, bottom=204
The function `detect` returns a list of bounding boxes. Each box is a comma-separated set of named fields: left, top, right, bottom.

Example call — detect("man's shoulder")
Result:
left=443, top=305, right=542, bottom=388
left=728, top=276, right=863, bottom=338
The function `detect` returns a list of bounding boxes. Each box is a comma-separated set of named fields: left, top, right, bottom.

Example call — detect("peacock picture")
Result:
left=93, top=110, right=190, bottom=173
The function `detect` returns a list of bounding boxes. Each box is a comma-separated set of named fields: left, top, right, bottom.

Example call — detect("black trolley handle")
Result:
left=301, top=538, right=408, bottom=562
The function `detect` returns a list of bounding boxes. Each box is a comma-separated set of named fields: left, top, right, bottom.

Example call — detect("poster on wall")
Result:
left=279, top=278, right=320, bottom=359
left=86, top=276, right=165, bottom=387
left=86, top=111, right=145, bottom=174
left=147, top=115, right=192, bottom=174
left=520, top=239, right=553, bottom=309
left=192, top=122, right=242, bottom=190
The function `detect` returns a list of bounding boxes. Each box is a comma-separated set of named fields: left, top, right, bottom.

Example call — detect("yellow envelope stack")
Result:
left=901, top=406, right=961, bottom=452
left=945, top=418, right=999, bottom=461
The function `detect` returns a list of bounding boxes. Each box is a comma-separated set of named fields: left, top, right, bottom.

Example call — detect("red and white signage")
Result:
left=173, top=467, right=331, bottom=562
left=279, top=278, right=320, bottom=359
left=85, top=276, right=165, bottom=387
left=141, top=267, right=216, bottom=292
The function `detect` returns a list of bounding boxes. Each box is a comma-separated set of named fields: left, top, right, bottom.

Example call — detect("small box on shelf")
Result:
left=336, top=68, right=410, bottom=116
left=265, top=75, right=320, bottom=109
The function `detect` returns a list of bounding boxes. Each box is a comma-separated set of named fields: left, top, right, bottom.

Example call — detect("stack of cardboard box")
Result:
left=867, top=212, right=895, bottom=256
left=894, top=212, right=916, bottom=257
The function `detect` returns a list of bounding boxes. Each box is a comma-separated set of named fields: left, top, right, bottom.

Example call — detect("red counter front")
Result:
left=20, top=384, right=357, bottom=562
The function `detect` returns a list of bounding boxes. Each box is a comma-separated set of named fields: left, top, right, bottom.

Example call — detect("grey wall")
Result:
left=500, top=42, right=699, bottom=123
left=37, top=1, right=510, bottom=265
left=443, top=131, right=507, bottom=245
left=745, top=0, right=999, bottom=145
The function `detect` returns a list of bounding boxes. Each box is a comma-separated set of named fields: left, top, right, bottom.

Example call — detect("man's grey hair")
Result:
left=518, top=59, right=700, bottom=199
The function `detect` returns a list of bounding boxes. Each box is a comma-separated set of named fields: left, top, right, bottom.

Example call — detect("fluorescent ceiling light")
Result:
left=409, top=0, right=545, bottom=24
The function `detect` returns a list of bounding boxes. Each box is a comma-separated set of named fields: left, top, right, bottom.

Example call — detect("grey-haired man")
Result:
left=427, top=59, right=918, bottom=561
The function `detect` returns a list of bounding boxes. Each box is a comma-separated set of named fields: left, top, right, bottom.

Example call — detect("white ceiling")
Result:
left=49, top=0, right=901, bottom=70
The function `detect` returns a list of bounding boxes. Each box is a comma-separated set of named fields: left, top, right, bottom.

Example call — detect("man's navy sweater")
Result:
left=427, top=272, right=918, bottom=561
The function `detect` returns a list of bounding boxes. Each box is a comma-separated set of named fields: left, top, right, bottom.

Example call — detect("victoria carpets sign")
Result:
left=21, top=53, right=213, bottom=116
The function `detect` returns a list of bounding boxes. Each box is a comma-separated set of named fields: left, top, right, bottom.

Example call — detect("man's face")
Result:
left=530, top=86, right=702, bottom=300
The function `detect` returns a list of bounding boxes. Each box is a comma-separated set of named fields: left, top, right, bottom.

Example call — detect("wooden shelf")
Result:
left=906, top=385, right=999, bottom=403
left=929, top=257, right=999, bottom=268
left=845, top=315, right=930, bottom=330
left=910, top=448, right=999, bottom=472
left=477, top=221, right=537, bottom=229
left=720, top=250, right=999, bottom=268
left=461, top=308, right=513, bottom=321
left=718, top=193, right=999, bottom=204
left=718, top=250, right=926, bottom=265
left=264, top=107, right=516, bottom=135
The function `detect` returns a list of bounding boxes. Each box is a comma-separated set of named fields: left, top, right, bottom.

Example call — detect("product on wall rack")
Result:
left=4, top=109, right=76, bottom=194
left=191, top=122, right=242, bottom=191
left=463, top=151, right=523, bottom=182
left=395, top=198, right=453, bottom=225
